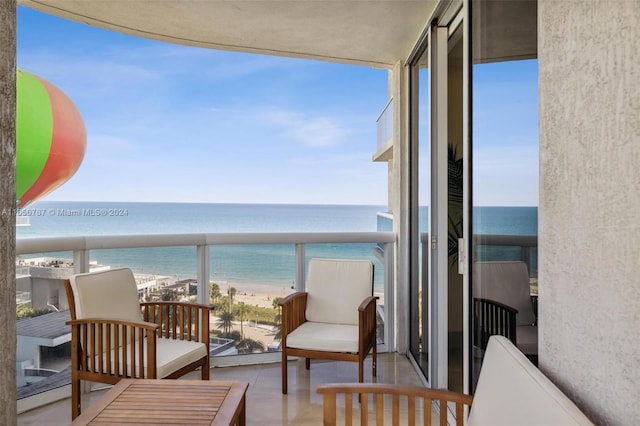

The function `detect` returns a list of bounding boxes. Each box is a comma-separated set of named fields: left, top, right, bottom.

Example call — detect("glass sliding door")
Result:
left=409, top=39, right=430, bottom=379
left=409, top=3, right=468, bottom=393
left=469, top=0, right=539, bottom=391
left=446, top=21, right=465, bottom=394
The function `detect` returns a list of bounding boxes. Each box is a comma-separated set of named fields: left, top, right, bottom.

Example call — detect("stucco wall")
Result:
left=538, top=0, right=640, bottom=423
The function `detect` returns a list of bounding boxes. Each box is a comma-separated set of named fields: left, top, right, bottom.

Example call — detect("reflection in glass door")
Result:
left=409, top=40, right=430, bottom=379
left=446, top=22, right=465, bottom=394
left=470, top=0, right=539, bottom=392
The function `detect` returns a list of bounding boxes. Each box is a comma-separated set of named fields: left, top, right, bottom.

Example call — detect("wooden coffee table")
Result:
left=71, top=379, right=249, bottom=425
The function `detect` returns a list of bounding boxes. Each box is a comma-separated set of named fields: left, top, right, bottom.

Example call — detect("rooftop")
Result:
left=16, top=310, right=70, bottom=341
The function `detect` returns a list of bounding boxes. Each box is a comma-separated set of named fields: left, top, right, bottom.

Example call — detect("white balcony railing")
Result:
left=17, top=232, right=396, bottom=347
left=16, top=231, right=396, bottom=412
left=376, top=98, right=393, bottom=152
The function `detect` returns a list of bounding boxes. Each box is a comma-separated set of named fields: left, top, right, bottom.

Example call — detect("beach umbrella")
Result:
left=16, top=69, right=86, bottom=208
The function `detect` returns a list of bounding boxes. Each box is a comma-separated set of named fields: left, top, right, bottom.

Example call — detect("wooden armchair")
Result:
left=279, top=258, right=377, bottom=394
left=317, top=383, right=473, bottom=426
left=472, top=261, right=538, bottom=360
left=65, top=268, right=210, bottom=419
left=319, top=336, right=593, bottom=425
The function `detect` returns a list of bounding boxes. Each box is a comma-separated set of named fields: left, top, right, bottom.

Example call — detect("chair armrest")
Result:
left=358, top=296, right=378, bottom=352
left=473, top=298, right=518, bottom=350
left=140, top=302, right=211, bottom=348
left=66, top=317, right=159, bottom=332
left=358, top=296, right=379, bottom=312
left=66, top=317, right=160, bottom=378
left=279, top=292, right=308, bottom=337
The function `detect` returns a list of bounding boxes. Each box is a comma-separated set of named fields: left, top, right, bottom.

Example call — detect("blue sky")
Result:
left=17, top=6, right=539, bottom=207
left=17, top=6, right=389, bottom=205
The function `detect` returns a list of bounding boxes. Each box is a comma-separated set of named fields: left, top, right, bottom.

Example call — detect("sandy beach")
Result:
left=209, top=281, right=384, bottom=351
left=226, top=282, right=296, bottom=309
left=217, top=281, right=385, bottom=309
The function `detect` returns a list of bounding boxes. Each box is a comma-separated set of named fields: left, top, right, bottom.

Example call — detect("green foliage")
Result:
left=16, top=305, right=54, bottom=319
left=236, top=338, right=265, bottom=354
left=213, top=300, right=279, bottom=326
left=217, top=311, right=235, bottom=335
left=209, top=282, right=222, bottom=304
left=448, top=142, right=464, bottom=268
left=160, top=289, right=177, bottom=301
left=228, top=286, right=237, bottom=302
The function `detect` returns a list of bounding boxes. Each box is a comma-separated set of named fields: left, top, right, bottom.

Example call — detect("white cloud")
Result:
left=261, top=108, right=347, bottom=148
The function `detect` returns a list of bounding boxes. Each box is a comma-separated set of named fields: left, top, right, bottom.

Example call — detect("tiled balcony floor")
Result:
left=18, top=353, right=426, bottom=425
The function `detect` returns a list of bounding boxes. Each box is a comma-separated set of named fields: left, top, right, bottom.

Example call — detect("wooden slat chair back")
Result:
left=317, top=383, right=473, bottom=426
left=279, top=258, right=377, bottom=394
left=472, top=261, right=538, bottom=359
left=64, top=268, right=211, bottom=420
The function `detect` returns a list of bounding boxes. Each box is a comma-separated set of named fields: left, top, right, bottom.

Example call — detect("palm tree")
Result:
left=217, top=311, right=235, bottom=336
left=448, top=142, right=464, bottom=267
left=228, top=286, right=237, bottom=302
left=218, top=295, right=232, bottom=313
left=272, top=297, right=283, bottom=341
left=209, top=282, right=222, bottom=305
left=235, top=302, right=248, bottom=339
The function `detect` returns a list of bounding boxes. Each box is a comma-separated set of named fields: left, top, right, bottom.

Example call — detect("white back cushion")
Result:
left=468, top=336, right=593, bottom=425
left=472, top=261, right=536, bottom=326
left=305, top=258, right=373, bottom=325
left=70, top=267, right=142, bottom=322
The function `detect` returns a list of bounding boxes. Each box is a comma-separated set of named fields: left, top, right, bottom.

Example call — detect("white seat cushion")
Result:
left=286, top=322, right=358, bottom=353
left=97, top=337, right=207, bottom=378
left=467, top=336, right=593, bottom=425
left=305, top=258, right=373, bottom=325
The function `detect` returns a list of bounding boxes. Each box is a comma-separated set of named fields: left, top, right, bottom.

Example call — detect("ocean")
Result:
left=16, top=202, right=538, bottom=289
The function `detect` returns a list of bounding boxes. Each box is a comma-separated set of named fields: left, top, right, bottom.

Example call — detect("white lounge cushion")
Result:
left=467, top=336, right=593, bottom=426
left=70, top=268, right=142, bottom=322
left=305, top=258, right=373, bottom=325
left=96, top=337, right=207, bottom=379
left=473, top=261, right=536, bottom=326
left=286, top=322, right=358, bottom=353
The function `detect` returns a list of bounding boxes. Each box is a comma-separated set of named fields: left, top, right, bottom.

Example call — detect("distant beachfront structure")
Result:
left=15, top=259, right=177, bottom=389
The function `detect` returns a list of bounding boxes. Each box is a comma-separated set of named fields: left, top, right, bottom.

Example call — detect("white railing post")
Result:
left=73, top=249, right=90, bottom=274
left=197, top=245, right=210, bottom=305
left=295, top=243, right=305, bottom=292
left=383, top=242, right=395, bottom=352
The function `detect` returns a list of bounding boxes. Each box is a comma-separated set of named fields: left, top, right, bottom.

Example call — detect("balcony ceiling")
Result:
left=20, top=0, right=439, bottom=68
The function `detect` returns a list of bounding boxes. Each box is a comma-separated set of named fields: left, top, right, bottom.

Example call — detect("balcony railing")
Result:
left=420, top=233, right=538, bottom=277
left=376, top=98, right=393, bottom=152
left=16, top=231, right=396, bottom=411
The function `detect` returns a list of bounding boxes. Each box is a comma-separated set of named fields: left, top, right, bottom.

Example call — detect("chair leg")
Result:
left=305, top=358, right=311, bottom=370
left=282, top=347, right=288, bottom=394
left=358, top=359, right=364, bottom=383
left=201, top=356, right=210, bottom=380
left=71, top=377, right=81, bottom=420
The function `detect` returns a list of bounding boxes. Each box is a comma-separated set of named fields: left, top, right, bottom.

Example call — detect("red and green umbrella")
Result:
left=16, top=69, right=86, bottom=208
